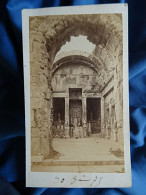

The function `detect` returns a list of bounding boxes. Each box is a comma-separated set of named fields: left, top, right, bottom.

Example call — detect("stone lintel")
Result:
left=101, top=76, right=114, bottom=96
left=84, top=93, right=101, bottom=98
left=102, top=83, right=114, bottom=97
left=52, top=93, right=69, bottom=98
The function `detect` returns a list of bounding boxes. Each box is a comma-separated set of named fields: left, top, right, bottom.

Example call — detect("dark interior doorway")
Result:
left=69, top=100, right=82, bottom=127
left=53, top=98, right=65, bottom=125
left=69, top=88, right=82, bottom=99
left=87, top=98, right=101, bottom=134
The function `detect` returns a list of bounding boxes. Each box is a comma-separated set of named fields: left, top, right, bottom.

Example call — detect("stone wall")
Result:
left=52, top=63, right=100, bottom=93
left=30, top=29, right=52, bottom=158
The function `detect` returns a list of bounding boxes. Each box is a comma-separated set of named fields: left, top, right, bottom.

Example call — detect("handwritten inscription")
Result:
left=53, top=175, right=103, bottom=187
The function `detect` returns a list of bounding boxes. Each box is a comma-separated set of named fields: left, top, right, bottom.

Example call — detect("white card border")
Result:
left=22, top=3, right=131, bottom=188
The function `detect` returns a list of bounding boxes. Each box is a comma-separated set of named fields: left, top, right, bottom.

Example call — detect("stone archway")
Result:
left=52, top=54, right=99, bottom=76
left=29, top=14, right=123, bottom=159
left=30, top=14, right=123, bottom=67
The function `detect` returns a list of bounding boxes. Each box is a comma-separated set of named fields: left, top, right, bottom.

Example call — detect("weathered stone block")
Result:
left=34, top=33, right=46, bottom=43
left=31, top=137, right=40, bottom=156
left=33, top=41, right=43, bottom=53
left=31, top=121, right=37, bottom=128
left=31, top=127, right=40, bottom=138
left=31, top=98, right=43, bottom=109
left=31, top=155, right=43, bottom=162
left=44, top=90, right=51, bottom=100
left=31, top=109, right=35, bottom=121
left=41, top=136, right=50, bottom=158
left=30, top=63, right=41, bottom=75
left=35, top=107, right=49, bottom=122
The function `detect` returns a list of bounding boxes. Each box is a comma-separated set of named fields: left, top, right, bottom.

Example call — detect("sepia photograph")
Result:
left=23, top=4, right=131, bottom=187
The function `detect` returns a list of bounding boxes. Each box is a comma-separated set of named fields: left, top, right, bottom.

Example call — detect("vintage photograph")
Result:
left=23, top=4, right=131, bottom=187
left=30, top=13, right=124, bottom=173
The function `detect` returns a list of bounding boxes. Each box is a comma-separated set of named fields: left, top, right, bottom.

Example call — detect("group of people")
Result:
left=69, top=121, right=91, bottom=138
left=53, top=116, right=119, bottom=141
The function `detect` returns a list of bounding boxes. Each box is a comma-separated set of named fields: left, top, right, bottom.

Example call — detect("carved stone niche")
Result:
left=110, top=98, right=115, bottom=106
left=105, top=102, right=109, bottom=109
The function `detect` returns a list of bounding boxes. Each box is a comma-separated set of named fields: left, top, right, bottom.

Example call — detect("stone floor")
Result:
left=31, top=135, right=124, bottom=173
left=51, top=136, right=124, bottom=162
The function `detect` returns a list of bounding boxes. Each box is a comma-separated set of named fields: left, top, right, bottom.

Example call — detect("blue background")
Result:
left=0, top=0, right=146, bottom=194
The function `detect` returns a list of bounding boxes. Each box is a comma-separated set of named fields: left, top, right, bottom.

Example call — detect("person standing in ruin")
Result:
left=74, top=115, right=78, bottom=127
left=106, top=119, right=111, bottom=139
left=88, top=121, right=91, bottom=137
left=83, top=121, right=87, bottom=137
left=111, top=116, right=114, bottom=140
left=69, top=122, right=74, bottom=138
left=113, top=117, right=118, bottom=142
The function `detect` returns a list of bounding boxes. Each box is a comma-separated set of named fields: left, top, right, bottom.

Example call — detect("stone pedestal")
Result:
left=64, top=127, right=70, bottom=138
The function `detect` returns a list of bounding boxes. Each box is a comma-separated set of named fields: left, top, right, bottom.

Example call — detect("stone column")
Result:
left=82, top=97, right=87, bottom=124
left=65, top=97, right=70, bottom=138
left=109, top=103, right=112, bottom=139
left=101, top=96, right=105, bottom=137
